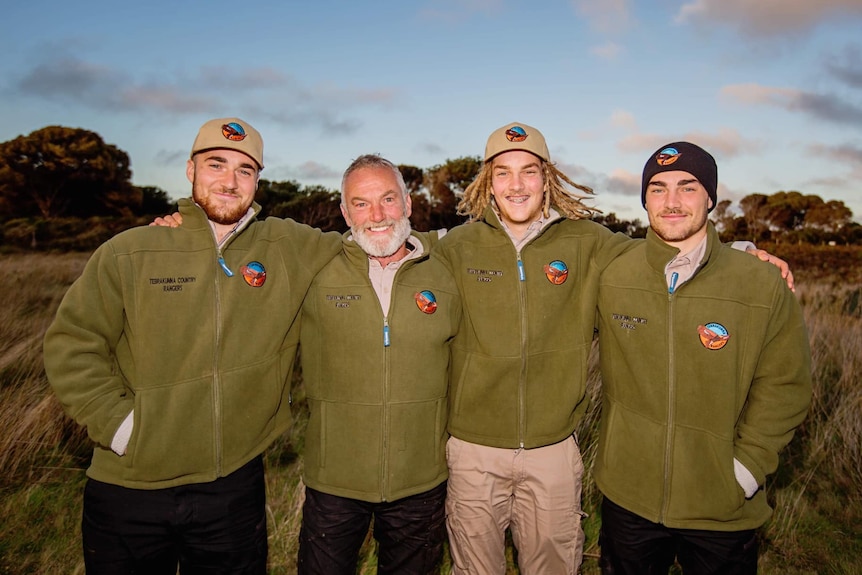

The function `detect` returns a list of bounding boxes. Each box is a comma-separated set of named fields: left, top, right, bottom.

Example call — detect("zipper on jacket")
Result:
left=668, top=271, right=679, bottom=294
left=213, top=263, right=224, bottom=476
left=517, top=252, right=528, bottom=447
left=215, top=219, right=244, bottom=277
left=660, top=290, right=676, bottom=522
left=381, top=313, right=392, bottom=501
left=217, top=254, right=234, bottom=277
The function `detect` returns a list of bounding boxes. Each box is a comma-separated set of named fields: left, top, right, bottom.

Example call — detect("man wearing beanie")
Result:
left=44, top=118, right=342, bottom=574
left=593, top=142, right=811, bottom=574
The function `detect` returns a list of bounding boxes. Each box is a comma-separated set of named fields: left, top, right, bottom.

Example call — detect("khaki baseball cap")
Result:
left=190, top=117, right=264, bottom=169
left=484, top=122, right=549, bottom=162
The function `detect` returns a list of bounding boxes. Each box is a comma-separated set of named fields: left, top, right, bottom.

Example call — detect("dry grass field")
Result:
left=1, top=249, right=860, bottom=574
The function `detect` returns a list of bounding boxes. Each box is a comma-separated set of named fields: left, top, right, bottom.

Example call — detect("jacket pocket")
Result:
left=126, top=378, right=214, bottom=481
left=668, top=429, right=745, bottom=521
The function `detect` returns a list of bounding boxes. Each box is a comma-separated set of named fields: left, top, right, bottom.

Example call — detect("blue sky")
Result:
left=2, top=0, right=861, bottom=223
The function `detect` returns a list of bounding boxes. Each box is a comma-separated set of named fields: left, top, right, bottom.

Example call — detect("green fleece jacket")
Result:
left=43, top=199, right=341, bottom=489
left=300, top=231, right=461, bottom=502
left=594, top=223, right=812, bottom=531
left=434, top=207, right=631, bottom=449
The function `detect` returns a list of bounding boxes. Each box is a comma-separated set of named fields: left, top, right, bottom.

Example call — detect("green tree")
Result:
left=710, top=199, right=740, bottom=239
left=739, top=193, right=770, bottom=242
left=267, top=184, right=344, bottom=232
left=803, top=197, right=853, bottom=233
left=0, top=126, right=135, bottom=220
left=592, top=212, right=647, bottom=238
left=425, top=156, right=481, bottom=230
left=137, top=186, right=175, bottom=216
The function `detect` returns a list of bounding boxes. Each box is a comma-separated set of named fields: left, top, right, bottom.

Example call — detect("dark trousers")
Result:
left=297, top=482, right=447, bottom=575
left=82, top=456, right=267, bottom=575
left=599, top=497, right=758, bottom=575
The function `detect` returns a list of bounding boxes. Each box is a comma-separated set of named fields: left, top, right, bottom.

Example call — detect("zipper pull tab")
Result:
left=383, top=318, right=391, bottom=347
left=218, top=256, right=234, bottom=277
left=668, top=271, right=679, bottom=294
left=518, top=258, right=525, bottom=282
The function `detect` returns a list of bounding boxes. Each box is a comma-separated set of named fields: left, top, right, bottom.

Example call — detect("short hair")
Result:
left=340, top=154, right=408, bottom=205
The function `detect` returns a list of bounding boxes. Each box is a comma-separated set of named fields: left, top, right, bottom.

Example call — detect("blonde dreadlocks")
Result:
left=456, top=158, right=601, bottom=222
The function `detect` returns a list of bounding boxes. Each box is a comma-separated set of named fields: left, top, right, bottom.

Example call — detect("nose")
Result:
left=370, top=201, right=385, bottom=221
left=222, top=170, right=239, bottom=190
left=510, top=173, right=524, bottom=191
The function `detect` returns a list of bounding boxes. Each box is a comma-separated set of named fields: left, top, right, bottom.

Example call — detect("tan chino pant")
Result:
left=445, top=435, right=586, bottom=574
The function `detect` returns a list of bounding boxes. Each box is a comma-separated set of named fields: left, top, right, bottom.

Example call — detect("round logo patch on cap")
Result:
left=698, top=322, right=729, bottom=350
left=415, top=290, right=438, bottom=314
left=544, top=260, right=569, bottom=285
left=656, top=147, right=681, bottom=166
left=241, top=261, right=266, bottom=287
left=222, top=122, right=248, bottom=142
left=505, top=126, right=528, bottom=142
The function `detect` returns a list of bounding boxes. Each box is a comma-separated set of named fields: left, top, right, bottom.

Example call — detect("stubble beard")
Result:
left=192, top=180, right=249, bottom=226
left=651, top=209, right=708, bottom=244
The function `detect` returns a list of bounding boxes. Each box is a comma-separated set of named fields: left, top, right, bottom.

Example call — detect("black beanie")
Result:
left=641, top=142, right=718, bottom=212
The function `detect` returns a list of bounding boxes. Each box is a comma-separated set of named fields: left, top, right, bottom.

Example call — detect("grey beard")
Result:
left=351, top=216, right=412, bottom=258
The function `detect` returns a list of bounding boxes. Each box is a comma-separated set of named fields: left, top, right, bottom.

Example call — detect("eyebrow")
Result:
left=350, top=189, right=399, bottom=203
left=493, top=162, right=541, bottom=171
left=203, top=154, right=257, bottom=172
left=649, top=178, right=698, bottom=187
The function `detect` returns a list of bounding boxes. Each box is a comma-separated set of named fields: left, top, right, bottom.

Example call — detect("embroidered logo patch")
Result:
left=241, top=261, right=266, bottom=287
left=656, top=146, right=681, bottom=167
left=222, top=122, right=248, bottom=142
left=505, top=126, right=528, bottom=142
left=415, top=290, right=438, bottom=314
left=698, top=322, right=729, bottom=350
left=544, top=260, right=568, bottom=285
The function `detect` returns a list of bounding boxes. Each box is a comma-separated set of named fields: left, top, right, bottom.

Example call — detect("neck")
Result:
left=369, top=242, right=411, bottom=267
left=665, top=227, right=708, bottom=255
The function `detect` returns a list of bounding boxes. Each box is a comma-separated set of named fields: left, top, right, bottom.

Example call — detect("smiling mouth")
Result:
left=366, top=224, right=392, bottom=233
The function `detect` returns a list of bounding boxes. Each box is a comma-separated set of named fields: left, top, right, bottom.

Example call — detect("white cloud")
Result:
left=606, top=168, right=640, bottom=197
left=294, top=161, right=341, bottom=180
left=722, top=83, right=862, bottom=127
left=572, top=0, right=632, bottom=34
left=610, top=110, right=638, bottom=130
left=616, top=126, right=758, bottom=159
left=676, top=0, right=862, bottom=36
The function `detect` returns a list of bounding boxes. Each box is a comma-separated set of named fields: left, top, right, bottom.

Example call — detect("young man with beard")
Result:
left=594, top=142, right=811, bottom=574
left=297, top=154, right=461, bottom=574
left=43, top=118, right=342, bottom=574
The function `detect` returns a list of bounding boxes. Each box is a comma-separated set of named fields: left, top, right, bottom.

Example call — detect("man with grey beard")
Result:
left=296, top=154, right=461, bottom=574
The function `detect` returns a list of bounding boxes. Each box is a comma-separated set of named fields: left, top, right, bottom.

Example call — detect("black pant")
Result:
left=297, top=482, right=447, bottom=575
left=82, top=456, right=267, bottom=575
left=599, top=497, right=758, bottom=575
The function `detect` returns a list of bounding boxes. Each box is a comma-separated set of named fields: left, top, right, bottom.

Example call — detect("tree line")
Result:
left=1, top=126, right=859, bottom=250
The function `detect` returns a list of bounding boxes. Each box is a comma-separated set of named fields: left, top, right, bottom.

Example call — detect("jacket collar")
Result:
left=645, top=220, right=720, bottom=275
left=342, top=229, right=429, bottom=270
left=177, top=197, right=261, bottom=247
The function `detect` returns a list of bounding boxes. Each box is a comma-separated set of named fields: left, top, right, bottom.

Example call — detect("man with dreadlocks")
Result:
left=433, top=122, right=632, bottom=574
